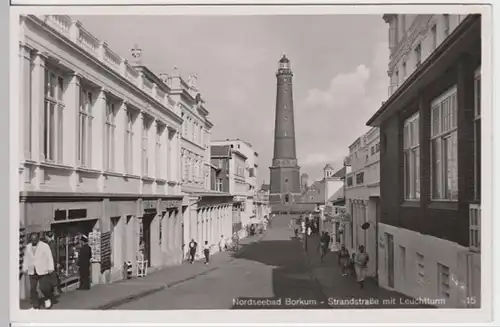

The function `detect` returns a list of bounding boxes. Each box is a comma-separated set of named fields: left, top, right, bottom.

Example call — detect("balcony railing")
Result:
left=37, top=15, right=185, bottom=115
left=469, top=204, right=481, bottom=252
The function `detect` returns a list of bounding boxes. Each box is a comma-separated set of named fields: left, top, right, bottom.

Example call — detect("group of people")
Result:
left=187, top=234, right=231, bottom=265
left=291, top=215, right=320, bottom=238
left=22, top=231, right=92, bottom=310
left=337, top=244, right=370, bottom=288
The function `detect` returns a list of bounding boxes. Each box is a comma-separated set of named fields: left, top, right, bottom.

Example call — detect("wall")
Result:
left=378, top=223, right=471, bottom=308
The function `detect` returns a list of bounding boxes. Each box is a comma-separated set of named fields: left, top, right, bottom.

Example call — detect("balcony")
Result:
left=469, top=204, right=481, bottom=252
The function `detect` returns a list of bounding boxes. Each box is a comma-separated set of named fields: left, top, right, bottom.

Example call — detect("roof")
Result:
left=279, top=55, right=289, bottom=63
left=301, top=180, right=325, bottom=204
left=332, top=166, right=346, bottom=179
left=327, top=186, right=344, bottom=203
left=261, top=184, right=270, bottom=191
left=232, top=149, right=248, bottom=160
left=367, top=14, right=480, bottom=126
left=211, top=145, right=231, bottom=158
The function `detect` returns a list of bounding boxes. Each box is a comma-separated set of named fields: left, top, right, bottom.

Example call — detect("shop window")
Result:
left=110, top=217, right=122, bottom=268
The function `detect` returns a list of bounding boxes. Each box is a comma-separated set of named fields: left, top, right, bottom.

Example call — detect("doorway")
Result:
left=141, top=214, right=154, bottom=267
left=386, top=232, right=395, bottom=288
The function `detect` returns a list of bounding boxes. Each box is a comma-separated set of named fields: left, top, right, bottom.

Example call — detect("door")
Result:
left=386, top=233, right=395, bottom=288
left=142, top=215, right=153, bottom=267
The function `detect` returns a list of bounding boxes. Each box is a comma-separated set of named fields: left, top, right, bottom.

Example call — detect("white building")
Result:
left=211, top=139, right=261, bottom=237
left=17, top=15, right=187, bottom=298
left=344, top=128, right=380, bottom=278
left=165, top=68, right=234, bottom=259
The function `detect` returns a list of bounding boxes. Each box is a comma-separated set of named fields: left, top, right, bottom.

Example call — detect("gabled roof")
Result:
left=211, top=145, right=231, bottom=158
left=327, top=186, right=344, bottom=203
left=332, top=166, right=346, bottom=178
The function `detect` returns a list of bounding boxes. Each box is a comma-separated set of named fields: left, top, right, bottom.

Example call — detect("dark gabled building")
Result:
left=367, top=14, right=481, bottom=308
left=210, top=145, right=231, bottom=193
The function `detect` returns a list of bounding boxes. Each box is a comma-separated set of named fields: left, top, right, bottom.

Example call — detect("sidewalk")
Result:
left=303, top=235, right=434, bottom=309
left=20, top=233, right=266, bottom=310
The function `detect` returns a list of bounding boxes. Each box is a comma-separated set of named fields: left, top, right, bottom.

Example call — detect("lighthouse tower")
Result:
left=269, top=54, right=301, bottom=211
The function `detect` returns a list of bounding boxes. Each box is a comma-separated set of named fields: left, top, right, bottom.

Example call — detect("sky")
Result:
left=75, top=14, right=389, bottom=184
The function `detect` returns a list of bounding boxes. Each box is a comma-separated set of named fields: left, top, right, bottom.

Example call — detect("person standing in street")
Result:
left=354, top=245, right=370, bottom=288
left=319, top=232, right=331, bottom=263
left=44, top=231, right=61, bottom=297
left=338, top=245, right=350, bottom=276
left=202, top=241, right=210, bottom=265
left=77, top=235, right=91, bottom=290
left=218, top=235, right=225, bottom=252
left=22, top=233, right=55, bottom=309
left=188, top=239, right=197, bottom=264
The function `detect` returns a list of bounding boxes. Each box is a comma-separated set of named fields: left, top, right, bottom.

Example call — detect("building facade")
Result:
left=165, top=66, right=233, bottom=258
left=367, top=14, right=481, bottom=308
left=210, top=145, right=231, bottom=192
left=18, top=15, right=186, bottom=298
left=269, top=55, right=302, bottom=211
left=343, top=128, right=380, bottom=278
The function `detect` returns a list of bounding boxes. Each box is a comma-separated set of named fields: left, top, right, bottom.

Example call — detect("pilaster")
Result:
left=93, top=88, right=106, bottom=172
left=132, top=110, right=142, bottom=177
left=19, top=43, right=33, bottom=161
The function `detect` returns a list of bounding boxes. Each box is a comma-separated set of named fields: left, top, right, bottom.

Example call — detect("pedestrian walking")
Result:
left=319, top=232, right=331, bottom=263
left=44, top=231, right=61, bottom=298
left=354, top=245, right=370, bottom=288
left=307, top=225, right=312, bottom=236
left=203, top=241, right=210, bottom=265
left=22, top=233, right=55, bottom=309
left=218, top=235, right=226, bottom=252
left=338, top=245, right=350, bottom=276
left=77, top=235, right=91, bottom=290
left=188, top=239, right=198, bottom=264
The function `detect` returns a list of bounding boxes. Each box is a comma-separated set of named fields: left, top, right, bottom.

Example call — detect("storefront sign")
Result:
left=53, top=208, right=89, bottom=221
left=100, top=232, right=111, bottom=273
left=163, top=199, right=182, bottom=209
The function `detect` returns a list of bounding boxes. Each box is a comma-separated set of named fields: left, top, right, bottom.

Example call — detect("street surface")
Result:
left=111, top=214, right=428, bottom=310
left=113, top=214, right=328, bottom=309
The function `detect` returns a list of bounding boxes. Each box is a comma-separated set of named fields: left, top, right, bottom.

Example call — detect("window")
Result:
left=443, top=14, right=450, bottom=36
left=78, top=87, right=93, bottom=167
left=141, top=116, right=150, bottom=176
left=416, top=253, right=425, bottom=286
left=395, top=69, right=399, bottom=85
left=402, top=61, right=407, bottom=79
left=356, top=172, right=364, bottom=185
left=431, top=25, right=437, bottom=50
left=470, top=204, right=481, bottom=250
left=193, top=122, right=197, bottom=142
left=104, top=101, right=116, bottom=171
left=188, top=157, right=192, bottom=180
left=403, top=112, right=420, bottom=200
left=431, top=87, right=458, bottom=201
left=183, top=156, right=188, bottom=180
left=347, top=176, right=353, bottom=187
left=199, top=125, right=203, bottom=144
left=473, top=70, right=481, bottom=200
left=216, top=178, right=223, bottom=191
left=376, top=142, right=380, bottom=153
left=156, top=124, right=163, bottom=179
left=124, top=110, right=134, bottom=174
left=43, top=69, right=64, bottom=163
left=437, top=263, right=450, bottom=299
left=183, top=115, right=188, bottom=137
left=414, top=43, right=422, bottom=67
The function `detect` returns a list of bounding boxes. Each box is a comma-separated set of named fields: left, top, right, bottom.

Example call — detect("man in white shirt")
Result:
left=23, top=233, right=55, bottom=309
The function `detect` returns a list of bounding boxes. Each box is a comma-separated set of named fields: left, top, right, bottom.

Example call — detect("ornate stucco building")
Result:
left=18, top=15, right=186, bottom=298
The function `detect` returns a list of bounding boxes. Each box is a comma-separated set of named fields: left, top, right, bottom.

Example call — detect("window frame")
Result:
left=437, top=263, right=451, bottom=299
left=414, top=43, right=422, bottom=67
left=104, top=100, right=116, bottom=172
left=43, top=68, right=65, bottom=163
left=78, top=85, right=93, bottom=168
left=155, top=123, right=163, bottom=179
left=403, top=112, right=420, bottom=200
left=430, top=86, right=458, bottom=201
left=124, top=109, right=134, bottom=174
